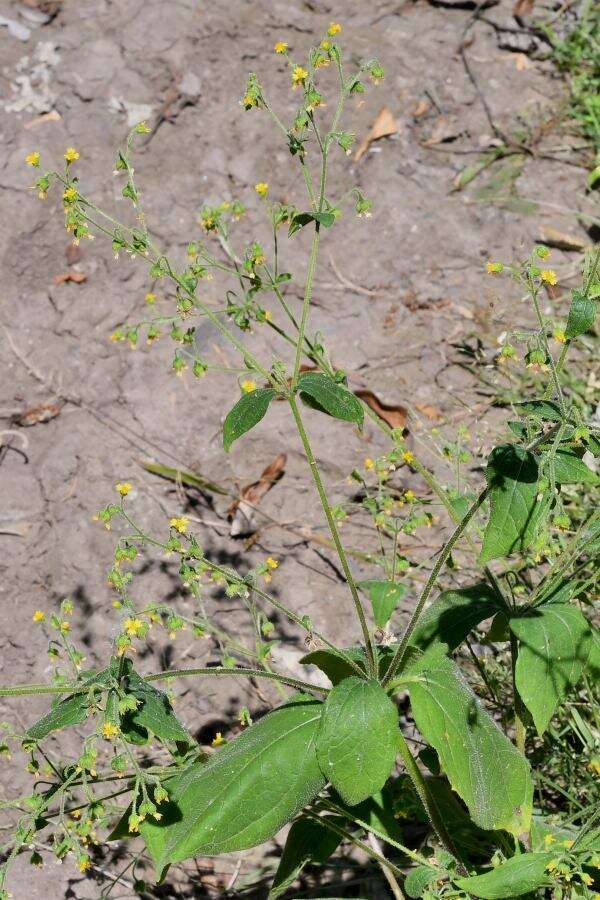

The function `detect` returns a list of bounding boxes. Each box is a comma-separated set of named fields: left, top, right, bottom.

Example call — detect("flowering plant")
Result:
left=3, top=22, right=600, bottom=899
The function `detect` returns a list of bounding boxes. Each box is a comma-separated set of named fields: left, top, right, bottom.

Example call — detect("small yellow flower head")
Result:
left=64, top=147, right=80, bottom=163
left=541, top=269, right=558, bottom=285
left=486, top=261, right=504, bottom=275
left=544, top=833, right=556, bottom=846
left=553, top=329, right=566, bottom=344
left=144, top=292, right=157, bottom=304
left=364, top=457, right=375, bottom=470
left=562, top=839, right=574, bottom=849
left=60, top=621, right=71, bottom=634
left=327, top=22, right=342, bottom=36
left=254, top=181, right=269, bottom=197
left=32, top=610, right=45, bottom=623
left=266, top=557, right=279, bottom=570
left=101, top=722, right=120, bottom=740
left=321, top=39, right=332, bottom=51
left=212, top=732, right=225, bottom=747
left=169, top=516, right=189, bottom=534
left=115, top=482, right=132, bottom=497
left=274, top=41, right=288, bottom=54
left=292, top=66, right=309, bottom=87
left=124, top=617, right=145, bottom=637
left=402, top=451, right=415, bottom=465
left=26, top=151, right=40, bottom=167
left=78, top=857, right=92, bottom=873
left=546, top=859, right=558, bottom=873
left=63, top=186, right=78, bottom=203
left=405, top=489, right=416, bottom=502
left=535, top=245, right=550, bottom=259
left=241, top=379, right=257, bottom=393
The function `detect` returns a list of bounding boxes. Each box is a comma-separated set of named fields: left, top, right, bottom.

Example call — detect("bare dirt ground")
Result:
left=0, top=0, right=597, bottom=897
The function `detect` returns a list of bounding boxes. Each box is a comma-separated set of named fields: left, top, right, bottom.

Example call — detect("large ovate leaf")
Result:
left=565, top=288, right=599, bottom=339
left=316, top=677, right=398, bottom=805
left=358, top=580, right=407, bottom=628
left=510, top=604, right=592, bottom=735
left=407, top=652, right=532, bottom=835
left=300, top=648, right=368, bottom=685
left=515, top=400, right=564, bottom=422
left=135, top=698, right=325, bottom=870
left=410, top=584, right=501, bottom=654
left=549, top=449, right=598, bottom=485
left=455, top=852, right=554, bottom=898
left=269, top=815, right=342, bottom=899
left=297, top=372, right=364, bottom=427
left=480, top=445, right=541, bottom=563
left=222, top=388, right=276, bottom=452
left=405, top=865, right=446, bottom=898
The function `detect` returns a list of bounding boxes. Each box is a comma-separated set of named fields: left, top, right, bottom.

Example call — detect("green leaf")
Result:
left=269, top=815, right=342, bottom=899
left=405, top=864, right=445, bottom=898
left=223, top=388, right=276, bottom=452
left=297, top=373, right=364, bottom=427
left=515, top=400, right=564, bottom=422
left=455, top=853, right=554, bottom=898
left=358, top=580, right=407, bottom=628
left=288, top=211, right=335, bottom=238
left=480, top=445, right=541, bottom=563
left=549, top=449, right=598, bottom=485
left=136, top=698, right=325, bottom=870
left=316, top=677, right=398, bottom=805
left=410, top=584, right=501, bottom=654
left=300, top=648, right=368, bottom=685
left=510, top=604, right=592, bottom=735
left=407, top=652, right=532, bottom=835
left=27, top=670, right=110, bottom=740
left=120, top=670, right=195, bottom=752
left=565, top=288, right=599, bottom=339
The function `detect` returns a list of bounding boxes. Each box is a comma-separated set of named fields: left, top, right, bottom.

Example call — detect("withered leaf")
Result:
left=354, top=390, right=407, bottom=431
left=513, top=0, right=535, bottom=15
left=54, top=271, right=87, bottom=285
left=229, top=454, right=287, bottom=537
left=354, top=107, right=397, bottom=162
left=13, top=402, right=63, bottom=427
left=414, top=402, right=443, bottom=422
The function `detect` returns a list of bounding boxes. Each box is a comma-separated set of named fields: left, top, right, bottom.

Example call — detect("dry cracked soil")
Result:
left=0, top=0, right=597, bottom=897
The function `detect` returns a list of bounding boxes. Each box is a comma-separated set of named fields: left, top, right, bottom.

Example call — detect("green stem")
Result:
left=145, top=665, right=327, bottom=695
left=291, top=225, right=321, bottom=387
left=510, top=632, right=527, bottom=754
left=303, top=810, right=405, bottom=879
left=396, top=730, right=466, bottom=871
left=289, top=395, right=378, bottom=678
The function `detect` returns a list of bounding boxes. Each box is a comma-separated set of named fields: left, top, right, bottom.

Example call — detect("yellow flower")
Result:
left=78, top=857, right=92, bottom=873
left=64, top=147, right=80, bottom=163
left=588, top=757, right=600, bottom=776
left=115, top=482, right=132, bottom=496
left=562, top=839, right=574, bottom=848
left=101, top=722, right=120, bottom=740
left=264, top=310, right=273, bottom=322
left=266, top=557, right=279, bottom=570
left=327, top=22, right=342, bottom=36
left=402, top=451, right=415, bottom=464
left=274, top=41, right=288, bottom=54
left=123, top=618, right=144, bottom=637
left=241, top=379, right=256, bottom=393
left=292, top=66, right=309, bottom=86
left=544, top=833, right=556, bottom=846
left=144, top=292, right=157, bottom=304
left=254, top=181, right=269, bottom=197
left=32, top=610, right=45, bottom=623
left=26, top=151, right=40, bottom=167
left=364, top=457, right=375, bottom=470
left=486, top=261, right=503, bottom=274
left=63, top=186, right=78, bottom=203
left=553, top=329, right=566, bottom=344
left=546, top=859, right=558, bottom=872
left=405, top=489, right=416, bottom=502
left=321, top=40, right=332, bottom=51
left=212, top=732, right=225, bottom=747
left=169, top=516, right=189, bottom=534
left=60, top=621, right=71, bottom=634
left=541, top=269, right=557, bottom=285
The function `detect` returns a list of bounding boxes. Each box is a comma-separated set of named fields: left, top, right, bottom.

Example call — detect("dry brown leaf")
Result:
left=538, top=226, right=588, bottom=252
left=514, top=53, right=534, bottom=71
left=513, top=0, right=535, bottom=15
left=412, top=99, right=430, bottom=119
left=354, top=389, right=408, bottom=431
left=423, top=116, right=463, bottom=147
left=451, top=302, right=475, bottom=320
left=54, top=271, right=87, bottom=285
left=354, top=107, right=397, bottom=162
left=414, top=402, right=443, bottom=422
left=24, top=110, right=61, bottom=130
left=229, top=454, right=287, bottom=536
left=13, top=402, right=63, bottom=427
